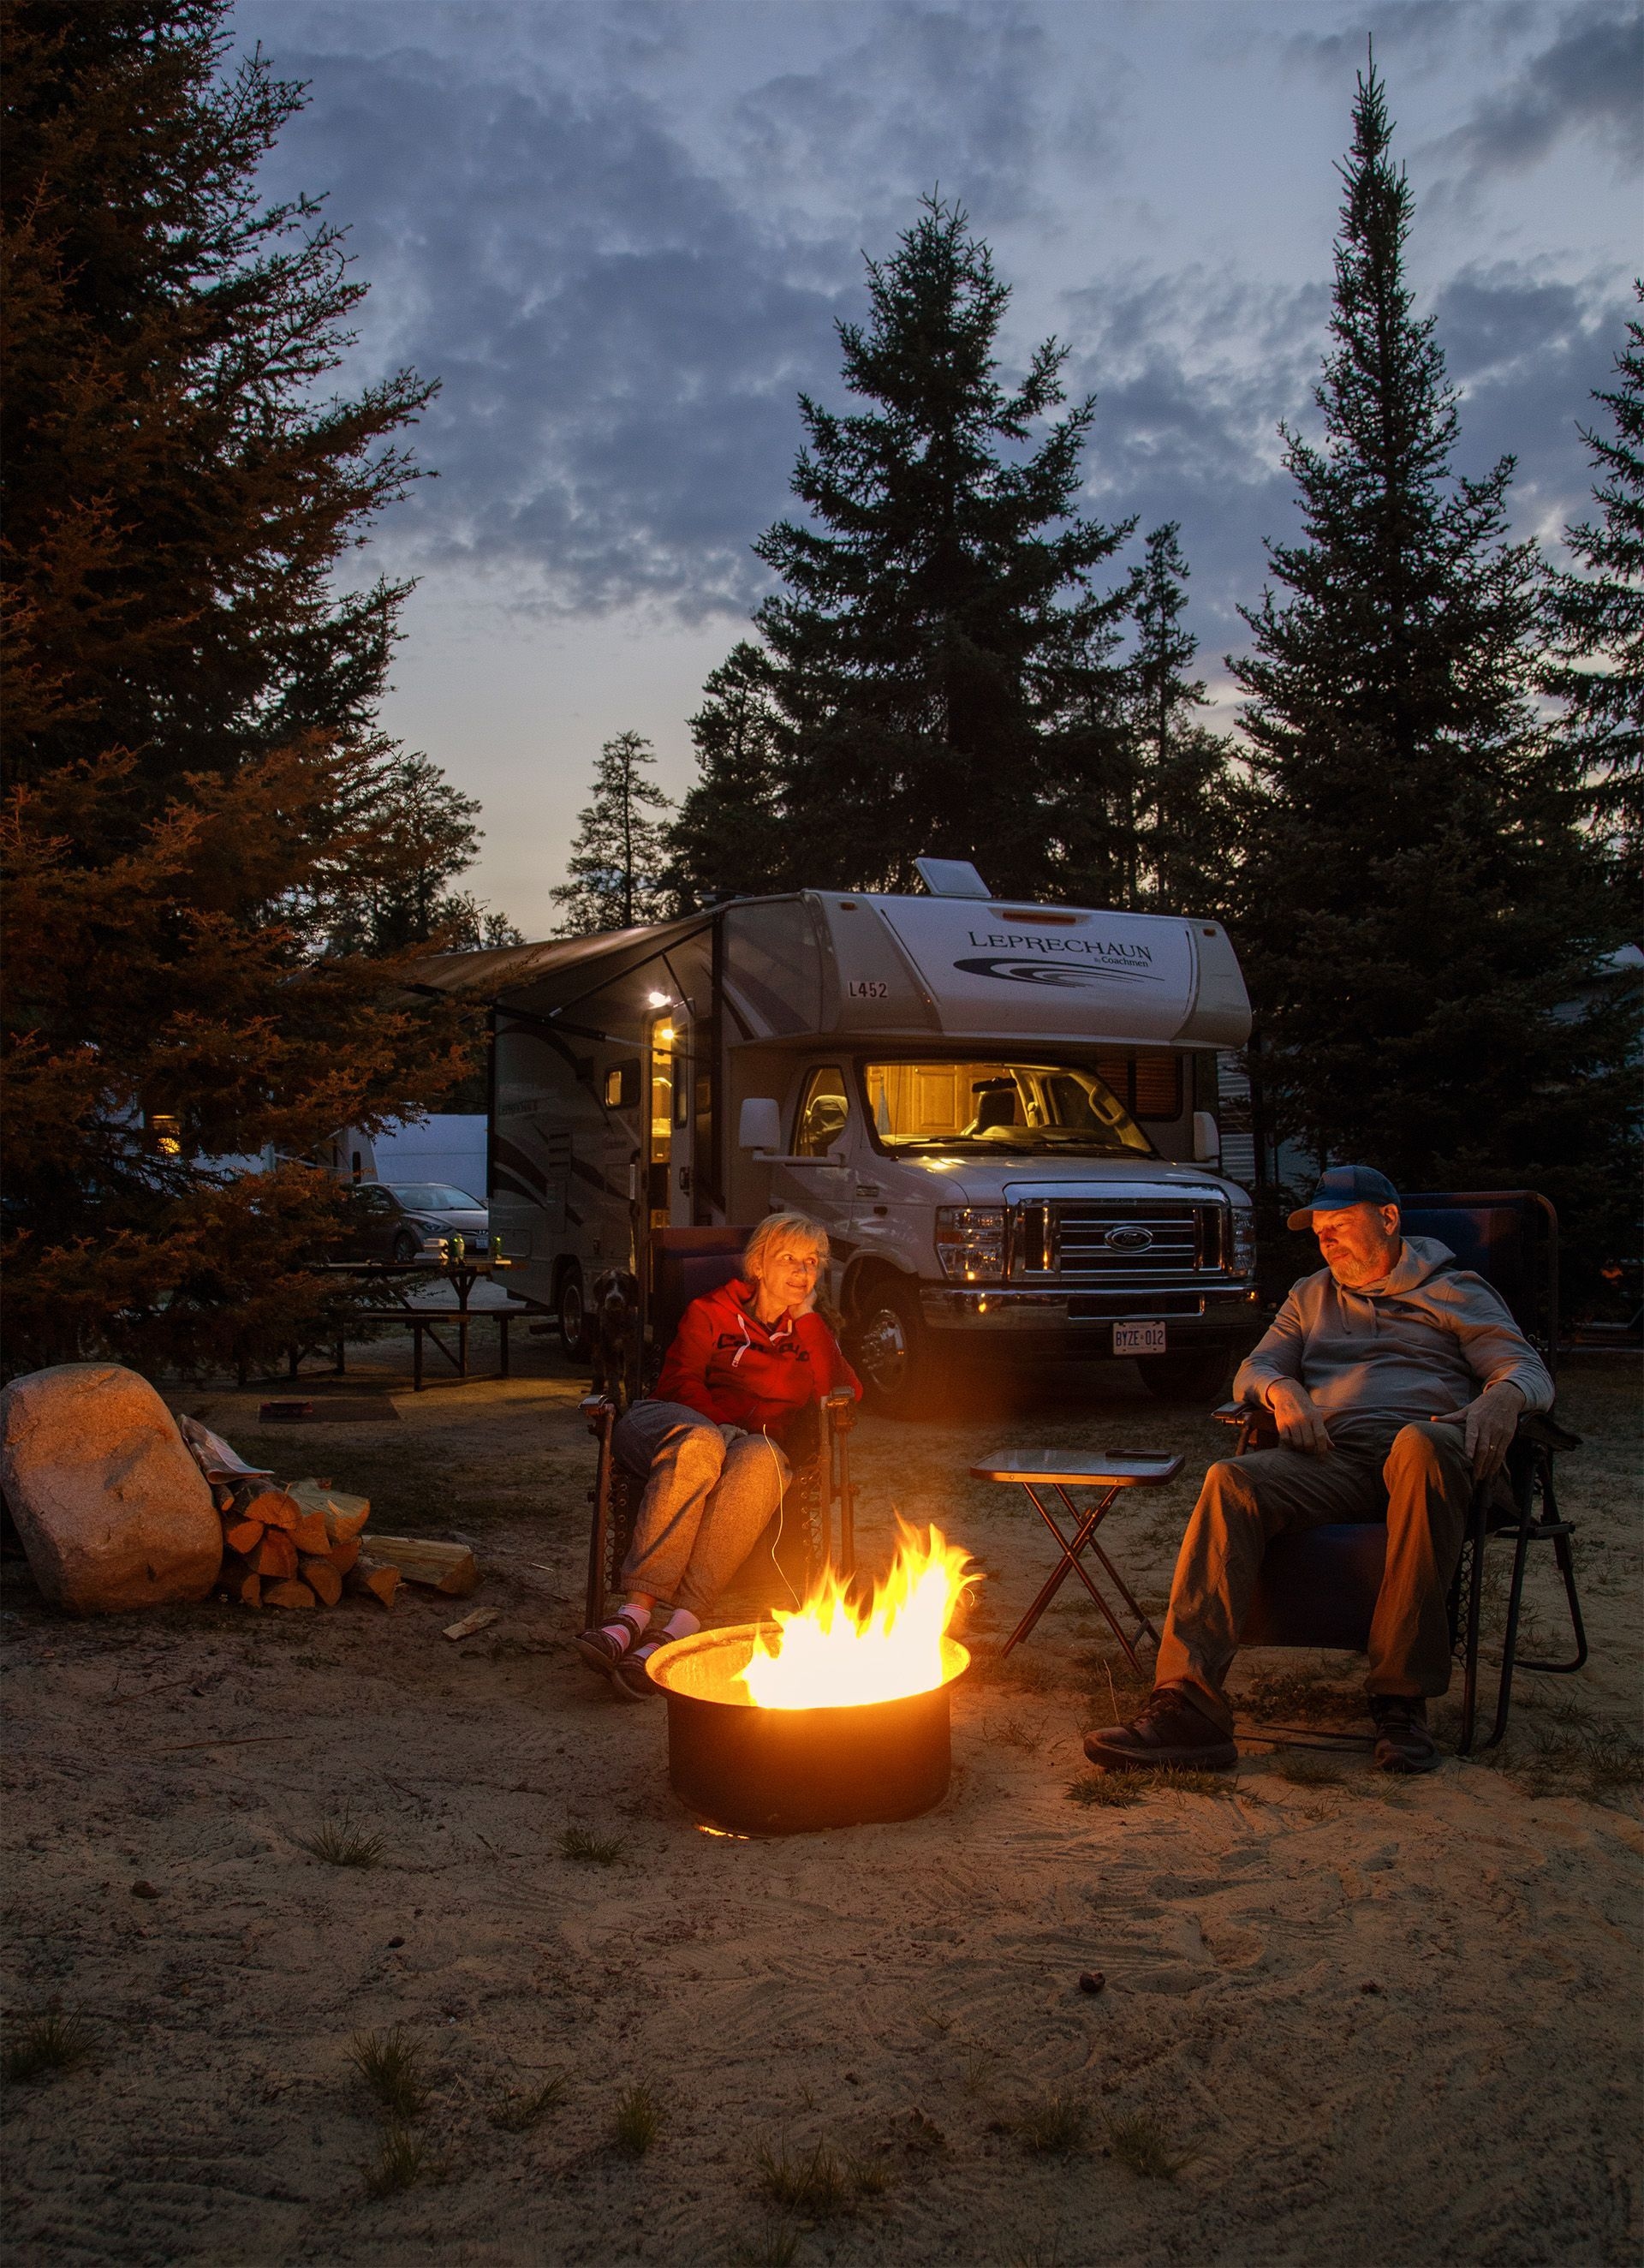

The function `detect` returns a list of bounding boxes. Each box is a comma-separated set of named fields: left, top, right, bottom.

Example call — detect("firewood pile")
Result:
left=211, top=1477, right=396, bottom=1612
left=177, top=1418, right=478, bottom=1614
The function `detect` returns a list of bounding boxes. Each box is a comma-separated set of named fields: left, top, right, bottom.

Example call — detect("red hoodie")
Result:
left=651, top=1277, right=861, bottom=1437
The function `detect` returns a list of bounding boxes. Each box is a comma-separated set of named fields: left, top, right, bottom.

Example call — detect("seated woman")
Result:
left=575, top=1213, right=861, bottom=1699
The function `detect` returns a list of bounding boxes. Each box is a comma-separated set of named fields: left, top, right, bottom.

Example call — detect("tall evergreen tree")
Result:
left=0, top=1, right=485, bottom=1376
left=1124, top=522, right=1238, bottom=914
left=551, top=731, right=674, bottom=935
left=754, top=196, right=1135, bottom=898
left=667, top=642, right=791, bottom=909
left=1544, top=284, right=1644, bottom=862
left=1229, top=63, right=1634, bottom=1255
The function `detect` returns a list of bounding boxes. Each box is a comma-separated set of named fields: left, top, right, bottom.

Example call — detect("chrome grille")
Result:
left=1017, top=1201, right=1226, bottom=1280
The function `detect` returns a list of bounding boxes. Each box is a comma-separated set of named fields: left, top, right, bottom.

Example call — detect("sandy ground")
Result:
left=2, top=1334, right=1639, bottom=2268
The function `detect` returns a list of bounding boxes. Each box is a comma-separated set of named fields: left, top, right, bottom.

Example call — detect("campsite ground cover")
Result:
left=2, top=1344, right=1639, bottom=2265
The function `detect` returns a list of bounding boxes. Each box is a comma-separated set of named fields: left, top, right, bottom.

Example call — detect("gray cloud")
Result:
left=1431, top=1, right=1642, bottom=180
left=238, top=0, right=1634, bottom=677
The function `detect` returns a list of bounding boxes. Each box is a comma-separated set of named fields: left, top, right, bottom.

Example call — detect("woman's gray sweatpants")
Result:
left=612, top=1400, right=791, bottom=1618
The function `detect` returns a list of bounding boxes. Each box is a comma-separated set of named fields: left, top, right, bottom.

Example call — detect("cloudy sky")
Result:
left=230, top=0, right=1641, bottom=936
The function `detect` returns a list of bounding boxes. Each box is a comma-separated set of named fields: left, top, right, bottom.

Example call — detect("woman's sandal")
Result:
left=610, top=1648, right=663, bottom=1702
left=573, top=1608, right=647, bottom=1680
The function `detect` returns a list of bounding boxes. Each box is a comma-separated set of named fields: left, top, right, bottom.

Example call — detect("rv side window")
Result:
left=603, top=1061, right=640, bottom=1109
left=794, top=1067, right=851, bottom=1157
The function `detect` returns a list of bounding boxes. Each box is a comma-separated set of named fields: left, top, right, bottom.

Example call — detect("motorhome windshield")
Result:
left=862, top=1061, right=1154, bottom=1156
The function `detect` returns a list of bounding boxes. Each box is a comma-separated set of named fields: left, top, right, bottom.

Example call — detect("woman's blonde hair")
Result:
left=743, top=1212, right=830, bottom=1280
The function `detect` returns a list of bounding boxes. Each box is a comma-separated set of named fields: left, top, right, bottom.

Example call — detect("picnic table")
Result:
left=280, top=1259, right=552, bottom=1391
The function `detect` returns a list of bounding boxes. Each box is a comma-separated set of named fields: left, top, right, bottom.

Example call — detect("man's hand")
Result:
left=1265, top=1376, right=1333, bottom=1456
left=1433, top=1381, right=1524, bottom=1481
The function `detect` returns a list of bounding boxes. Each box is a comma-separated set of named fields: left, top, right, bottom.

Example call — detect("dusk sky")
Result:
left=231, top=0, right=1641, bottom=938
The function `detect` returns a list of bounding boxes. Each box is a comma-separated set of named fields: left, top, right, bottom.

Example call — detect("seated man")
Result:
left=574, top=1213, right=860, bottom=1699
left=1085, top=1166, right=1554, bottom=1776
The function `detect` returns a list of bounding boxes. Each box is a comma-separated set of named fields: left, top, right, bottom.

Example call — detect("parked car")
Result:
left=340, top=1181, right=490, bottom=1264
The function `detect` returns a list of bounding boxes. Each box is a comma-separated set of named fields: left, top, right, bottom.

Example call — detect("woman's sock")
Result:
left=661, top=1608, right=700, bottom=1644
left=598, top=1607, right=646, bottom=1654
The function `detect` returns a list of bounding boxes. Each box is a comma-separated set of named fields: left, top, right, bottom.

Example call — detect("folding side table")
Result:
left=970, top=1448, right=1183, bottom=1669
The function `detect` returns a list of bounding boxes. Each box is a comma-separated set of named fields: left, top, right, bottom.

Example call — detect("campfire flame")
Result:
left=739, top=1520, right=978, bottom=1711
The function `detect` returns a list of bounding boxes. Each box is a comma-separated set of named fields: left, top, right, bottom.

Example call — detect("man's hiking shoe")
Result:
left=1370, top=1696, right=1439, bottom=1774
left=1082, top=1686, right=1238, bottom=1773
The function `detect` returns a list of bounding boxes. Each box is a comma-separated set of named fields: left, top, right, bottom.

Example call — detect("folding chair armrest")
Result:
left=822, top=1387, right=857, bottom=1435
left=1517, top=1409, right=1581, bottom=1453
left=1211, top=1401, right=1250, bottom=1428
left=581, top=1394, right=617, bottom=1442
left=1212, top=1399, right=1277, bottom=1453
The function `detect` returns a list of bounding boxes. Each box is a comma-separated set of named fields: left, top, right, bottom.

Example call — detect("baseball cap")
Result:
left=1286, top=1164, right=1400, bottom=1232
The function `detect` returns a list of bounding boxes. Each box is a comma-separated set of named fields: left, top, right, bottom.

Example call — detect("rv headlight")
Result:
left=935, top=1207, right=1005, bottom=1282
left=1231, top=1206, right=1257, bottom=1275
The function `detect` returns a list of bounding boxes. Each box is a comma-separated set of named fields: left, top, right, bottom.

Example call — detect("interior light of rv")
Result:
left=646, top=989, right=670, bottom=1007
left=655, top=1026, right=675, bottom=1047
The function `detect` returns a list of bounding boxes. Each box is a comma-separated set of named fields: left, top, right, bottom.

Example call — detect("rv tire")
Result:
left=1135, top=1348, right=1232, bottom=1405
left=849, top=1274, right=932, bottom=1419
left=557, top=1267, right=590, bottom=1364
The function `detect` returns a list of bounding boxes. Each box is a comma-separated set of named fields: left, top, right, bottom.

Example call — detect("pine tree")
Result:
left=1229, top=62, right=1635, bottom=1260
left=1124, top=522, right=1238, bottom=913
left=551, top=731, right=674, bottom=935
left=667, top=642, right=792, bottom=910
left=754, top=195, right=1135, bottom=898
left=0, top=1, right=486, bottom=1376
left=1544, top=284, right=1644, bottom=861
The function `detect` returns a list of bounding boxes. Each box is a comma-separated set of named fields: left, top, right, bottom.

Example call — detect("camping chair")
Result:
left=1221, top=1191, right=1586, bottom=1755
left=582, top=1229, right=858, bottom=1632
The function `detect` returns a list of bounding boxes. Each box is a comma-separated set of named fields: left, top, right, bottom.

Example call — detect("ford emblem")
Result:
left=1105, top=1225, right=1154, bottom=1252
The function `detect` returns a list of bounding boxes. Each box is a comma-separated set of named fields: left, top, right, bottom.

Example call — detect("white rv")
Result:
left=415, top=865, right=1260, bottom=1411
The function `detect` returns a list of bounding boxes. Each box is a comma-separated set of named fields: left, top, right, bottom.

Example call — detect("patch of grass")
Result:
left=1272, top=1755, right=1346, bottom=1788
left=1068, top=1765, right=1238, bottom=1804
left=992, top=1715, right=1040, bottom=1751
left=730, top=2227, right=800, bottom=2268
left=349, top=2025, right=428, bottom=2122
left=364, top=2120, right=447, bottom=2198
left=295, top=1809, right=385, bottom=1867
left=1105, top=2109, right=1194, bottom=2181
left=999, top=2235, right=1065, bottom=2268
left=487, top=2073, right=568, bottom=2131
left=1012, top=2090, right=1089, bottom=2156
left=1065, top=1773, right=1143, bottom=1808
left=754, top=2136, right=887, bottom=2217
left=969, top=1645, right=1075, bottom=1695
left=610, top=2081, right=662, bottom=2158
left=1510, top=1716, right=1644, bottom=1805
left=560, top=1824, right=628, bottom=1865
left=3, top=2009, right=95, bottom=2084
left=1242, top=1669, right=1361, bottom=1726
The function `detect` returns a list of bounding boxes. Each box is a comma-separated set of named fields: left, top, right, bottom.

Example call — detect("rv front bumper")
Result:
left=919, top=1284, right=1262, bottom=1349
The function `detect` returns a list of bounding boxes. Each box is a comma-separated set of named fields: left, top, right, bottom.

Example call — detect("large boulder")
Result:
left=0, top=1364, right=221, bottom=1613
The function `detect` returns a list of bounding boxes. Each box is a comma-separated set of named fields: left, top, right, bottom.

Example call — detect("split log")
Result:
left=300, top=1555, right=342, bottom=1607
left=365, top=1535, right=479, bottom=1597
left=327, top=1536, right=361, bottom=1576
left=247, top=1531, right=299, bottom=1581
left=241, top=1489, right=301, bottom=1534
left=287, top=1479, right=370, bottom=1542
left=263, top=1578, right=316, bottom=1609
left=289, top=1508, right=331, bottom=1556
left=345, top=1555, right=400, bottom=1608
left=220, top=1568, right=261, bottom=1608
left=223, top=1518, right=265, bottom=1557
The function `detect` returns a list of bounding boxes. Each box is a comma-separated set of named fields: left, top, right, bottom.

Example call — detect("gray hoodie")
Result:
left=1235, top=1235, right=1553, bottom=1427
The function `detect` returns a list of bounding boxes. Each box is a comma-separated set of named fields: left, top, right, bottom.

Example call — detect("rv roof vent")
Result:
left=914, top=856, right=991, bottom=899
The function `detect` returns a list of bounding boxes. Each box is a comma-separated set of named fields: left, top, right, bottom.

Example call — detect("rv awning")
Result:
left=402, top=916, right=712, bottom=1014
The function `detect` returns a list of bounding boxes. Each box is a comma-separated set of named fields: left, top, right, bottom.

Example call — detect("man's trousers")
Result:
left=1154, top=1418, right=1474, bottom=1732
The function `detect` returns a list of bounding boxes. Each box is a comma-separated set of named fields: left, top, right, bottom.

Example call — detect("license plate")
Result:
left=1113, top=1322, right=1167, bottom=1356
